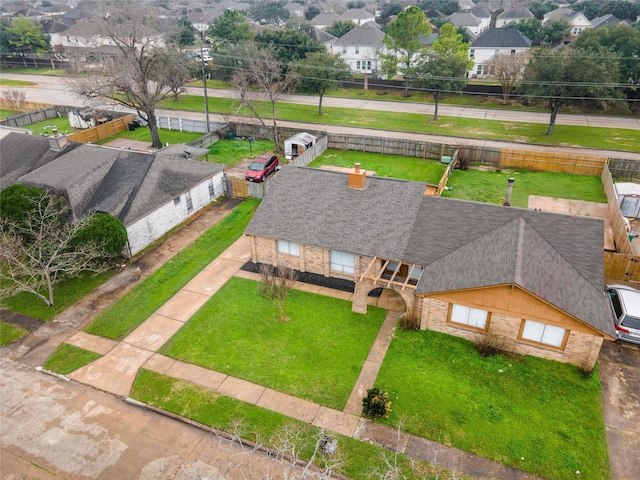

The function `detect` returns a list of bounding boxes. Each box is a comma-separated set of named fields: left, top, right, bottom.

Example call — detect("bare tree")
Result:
left=0, top=193, right=111, bottom=307
left=177, top=421, right=343, bottom=479
left=233, top=45, right=298, bottom=152
left=259, top=257, right=298, bottom=322
left=486, top=51, right=530, bottom=104
left=1, top=89, right=26, bottom=111
left=65, top=1, right=182, bottom=148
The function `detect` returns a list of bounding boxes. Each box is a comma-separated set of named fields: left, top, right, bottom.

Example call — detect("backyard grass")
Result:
left=159, top=277, right=386, bottom=409
left=309, top=149, right=447, bottom=183
left=93, top=126, right=204, bottom=146
left=84, top=199, right=259, bottom=340
left=23, top=116, right=74, bottom=136
left=42, top=343, right=102, bottom=375
left=0, top=323, right=28, bottom=347
left=158, top=95, right=640, bottom=153
left=1, top=270, right=113, bottom=321
left=374, top=329, right=609, bottom=480
left=208, top=138, right=276, bottom=166
left=1, top=67, right=68, bottom=76
left=0, top=109, right=16, bottom=119
left=130, top=369, right=446, bottom=480
left=441, top=168, right=607, bottom=207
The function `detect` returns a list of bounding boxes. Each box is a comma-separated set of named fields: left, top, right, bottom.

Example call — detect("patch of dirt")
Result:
left=1, top=310, right=44, bottom=332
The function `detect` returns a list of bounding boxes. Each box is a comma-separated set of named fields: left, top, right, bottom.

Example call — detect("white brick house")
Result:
left=468, top=28, right=532, bottom=77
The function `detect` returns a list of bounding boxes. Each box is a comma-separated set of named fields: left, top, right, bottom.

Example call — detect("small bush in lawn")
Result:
left=362, top=387, right=391, bottom=419
left=474, top=332, right=505, bottom=357
left=399, top=312, right=420, bottom=331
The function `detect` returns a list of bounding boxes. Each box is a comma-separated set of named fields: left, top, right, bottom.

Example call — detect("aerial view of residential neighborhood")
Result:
left=1, top=0, right=639, bottom=478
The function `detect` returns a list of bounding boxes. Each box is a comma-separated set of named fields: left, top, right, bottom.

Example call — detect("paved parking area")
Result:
left=598, top=341, right=640, bottom=480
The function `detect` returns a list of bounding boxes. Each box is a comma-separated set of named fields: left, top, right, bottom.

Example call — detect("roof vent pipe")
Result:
left=503, top=177, right=515, bottom=206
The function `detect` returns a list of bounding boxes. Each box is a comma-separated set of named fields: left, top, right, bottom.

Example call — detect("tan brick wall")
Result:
left=419, top=297, right=603, bottom=369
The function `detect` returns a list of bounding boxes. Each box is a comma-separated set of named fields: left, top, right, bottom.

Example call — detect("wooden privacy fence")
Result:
left=66, top=114, right=136, bottom=143
left=435, top=150, right=459, bottom=195
left=500, top=148, right=607, bottom=175
left=290, top=136, right=328, bottom=167
left=601, top=163, right=640, bottom=281
left=0, top=99, right=52, bottom=113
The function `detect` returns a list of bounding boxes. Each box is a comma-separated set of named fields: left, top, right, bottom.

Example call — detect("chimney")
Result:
left=348, top=163, right=366, bottom=189
left=503, top=177, right=515, bottom=206
left=47, top=129, right=69, bottom=152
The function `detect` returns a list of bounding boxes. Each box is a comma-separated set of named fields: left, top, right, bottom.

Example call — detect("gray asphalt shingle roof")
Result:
left=16, top=144, right=225, bottom=226
left=0, top=133, right=82, bottom=188
left=334, top=23, right=385, bottom=46
left=471, top=27, right=532, bottom=48
left=246, top=167, right=612, bottom=336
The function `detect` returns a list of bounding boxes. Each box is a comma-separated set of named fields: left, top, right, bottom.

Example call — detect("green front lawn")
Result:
left=442, top=168, right=607, bottom=207
left=309, top=150, right=446, bottom=183
left=208, top=138, right=276, bottom=166
left=375, top=329, right=609, bottom=480
left=160, top=277, right=386, bottom=410
left=43, top=343, right=102, bottom=375
left=1, top=270, right=113, bottom=321
left=131, top=369, right=441, bottom=480
left=159, top=95, right=640, bottom=153
left=84, top=199, right=259, bottom=340
left=0, top=323, right=28, bottom=346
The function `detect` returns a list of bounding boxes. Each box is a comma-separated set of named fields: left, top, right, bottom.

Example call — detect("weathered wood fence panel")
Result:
left=602, top=165, right=632, bottom=255
left=500, top=148, right=606, bottom=175
left=0, top=106, right=61, bottom=128
left=437, top=150, right=459, bottom=195
left=291, top=136, right=328, bottom=167
left=0, top=99, right=52, bottom=113
left=66, top=114, right=136, bottom=143
left=226, top=176, right=249, bottom=198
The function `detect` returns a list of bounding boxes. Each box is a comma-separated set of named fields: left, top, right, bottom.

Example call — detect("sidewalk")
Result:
left=59, top=235, right=546, bottom=480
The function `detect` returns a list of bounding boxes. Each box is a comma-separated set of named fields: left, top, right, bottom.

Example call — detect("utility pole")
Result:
left=201, top=32, right=210, bottom=133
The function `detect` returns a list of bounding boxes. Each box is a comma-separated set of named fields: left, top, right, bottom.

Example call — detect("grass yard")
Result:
left=160, top=277, right=387, bottom=410
left=131, top=369, right=444, bottom=480
left=0, top=78, right=37, bottom=87
left=84, top=199, right=259, bottom=340
left=208, top=138, right=276, bottom=166
left=0, top=67, right=67, bottom=76
left=309, top=150, right=446, bottom=184
left=441, top=168, right=606, bottom=207
left=158, top=95, right=640, bottom=153
left=0, top=109, right=17, bottom=119
left=23, top=116, right=73, bottom=136
left=43, top=343, right=102, bottom=375
left=1, top=270, right=113, bottom=321
left=94, top=126, right=203, bottom=146
left=0, top=323, right=28, bottom=347
left=374, top=329, right=609, bottom=480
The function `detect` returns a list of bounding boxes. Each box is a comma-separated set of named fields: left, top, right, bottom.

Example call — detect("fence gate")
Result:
left=227, top=176, right=249, bottom=198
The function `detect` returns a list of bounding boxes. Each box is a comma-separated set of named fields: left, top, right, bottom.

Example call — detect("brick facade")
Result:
left=420, top=297, right=603, bottom=369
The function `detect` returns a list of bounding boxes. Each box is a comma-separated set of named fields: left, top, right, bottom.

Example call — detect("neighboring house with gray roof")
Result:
left=590, top=14, right=630, bottom=28
left=60, top=20, right=165, bottom=52
left=469, top=27, right=532, bottom=77
left=245, top=166, right=614, bottom=369
left=449, top=12, right=484, bottom=37
left=341, top=8, right=376, bottom=25
left=7, top=139, right=225, bottom=256
left=543, top=8, right=593, bottom=35
left=311, top=13, right=340, bottom=29
left=496, top=7, right=534, bottom=28
left=466, top=6, right=492, bottom=32
left=332, top=22, right=386, bottom=74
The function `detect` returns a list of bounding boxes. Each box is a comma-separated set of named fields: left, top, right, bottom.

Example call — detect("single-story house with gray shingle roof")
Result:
left=245, top=165, right=614, bottom=369
left=10, top=141, right=225, bottom=256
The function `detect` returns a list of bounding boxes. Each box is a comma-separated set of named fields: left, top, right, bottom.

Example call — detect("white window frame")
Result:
left=185, top=191, right=193, bottom=213
left=208, top=178, right=215, bottom=199
left=355, top=46, right=360, bottom=54
left=449, top=304, right=489, bottom=330
left=174, top=196, right=181, bottom=206
left=356, top=60, right=361, bottom=70
left=277, top=240, right=300, bottom=256
left=520, top=320, right=567, bottom=349
left=342, top=46, right=347, bottom=54
left=330, top=250, right=355, bottom=275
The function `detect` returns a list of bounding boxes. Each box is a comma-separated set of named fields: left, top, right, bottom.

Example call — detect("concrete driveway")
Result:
left=599, top=340, right=640, bottom=480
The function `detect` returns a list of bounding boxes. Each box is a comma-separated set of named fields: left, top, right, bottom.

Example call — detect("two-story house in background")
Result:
left=332, top=22, right=386, bottom=75
left=468, top=27, right=532, bottom=77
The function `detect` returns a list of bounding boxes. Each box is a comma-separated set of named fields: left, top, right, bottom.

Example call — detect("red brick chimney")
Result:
left=348, top=163, right=366, bottom=189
